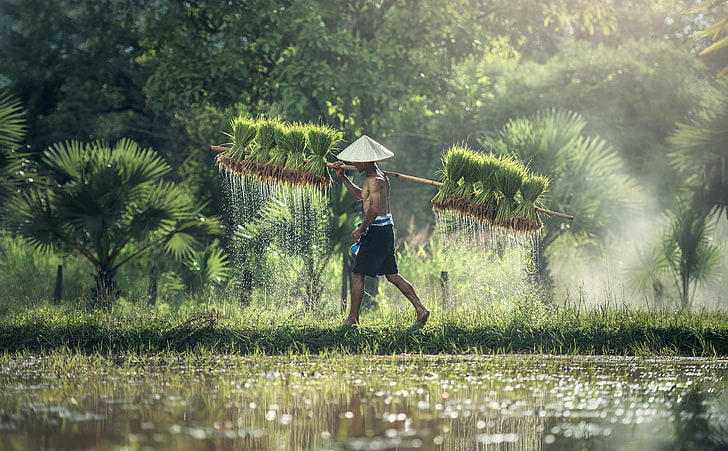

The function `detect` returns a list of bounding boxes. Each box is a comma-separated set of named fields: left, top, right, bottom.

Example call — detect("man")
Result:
left=331, top=135, right=430, bottom=326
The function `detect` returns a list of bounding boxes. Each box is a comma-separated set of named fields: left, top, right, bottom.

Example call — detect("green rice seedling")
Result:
left=217, top=116, right=259, bottom=178
left=279, top=123, right=309, bottom=184
left=451, top=151, right=482, bottom=214
left=224, top=116, right=258, bottom=160
left=432, top=144, right=474, bottom=212
left=514, top=174, right=550, bottom=232
left=262, top=120, right=289, bottom=181
left=493, top=157, right=526, bottom=228
left=470, top=153, right=501, bottom=222
left=231, top=117, right=281, bottom=180
left=302, top=124, right=342, bottom=190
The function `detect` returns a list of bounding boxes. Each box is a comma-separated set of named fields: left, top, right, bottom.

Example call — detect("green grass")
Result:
left=2, top=297, right=727, bottom=356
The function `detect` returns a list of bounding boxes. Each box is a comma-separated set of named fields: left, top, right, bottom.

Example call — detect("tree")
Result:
left=10, top=139, right=222, bottom=306
left=234, top=189, right=333, bottom=307
left=0, top=0, right=161, bottom=154
left=139, top=0, right=493, bottom=135
left=669, top=79, right=728, bottom=220
left=663, top=199, right=721, bottom=310
left=0, top=91, right=25, bottom=215
left=433, top=40, right=709, bottom=202
left=328, top=180, right=363, bottom=310
left=629, top=198, right=721, bottom=310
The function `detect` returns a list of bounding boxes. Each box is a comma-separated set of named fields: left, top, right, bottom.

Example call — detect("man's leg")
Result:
left=385, top=273, right=430, bottom=325
left=344, top=272, right=365, bottom=325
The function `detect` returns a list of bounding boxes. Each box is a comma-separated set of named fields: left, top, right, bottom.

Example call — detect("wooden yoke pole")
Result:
left=211, top=145, right=574, bottom=221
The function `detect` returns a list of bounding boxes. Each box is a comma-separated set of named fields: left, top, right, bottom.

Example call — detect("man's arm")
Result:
left=332, top=161, right=363, bottom=200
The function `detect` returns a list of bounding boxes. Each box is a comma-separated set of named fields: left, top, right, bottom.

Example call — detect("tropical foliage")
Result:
left=1, top=0, right=727, bottom=309
left=669, top=80, right=728, bottom=220
left=10, top=139, right=222, bottom=306
left=0, top=91, right=26, bottom=214
left=628, top=199, right=722, bottom=310
left=687, top=0, right=728, bottom=77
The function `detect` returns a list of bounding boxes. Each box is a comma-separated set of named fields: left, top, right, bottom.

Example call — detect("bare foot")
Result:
left=416, top=310, right=430, bottom=326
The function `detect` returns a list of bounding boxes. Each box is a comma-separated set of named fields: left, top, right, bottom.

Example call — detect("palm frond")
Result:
left=0, top=91, right=25, bottom=150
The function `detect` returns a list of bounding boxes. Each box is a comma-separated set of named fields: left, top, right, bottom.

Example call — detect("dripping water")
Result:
left=434, top=209, right=543, bottom=305
left=219, top=166, right=331, bottom=307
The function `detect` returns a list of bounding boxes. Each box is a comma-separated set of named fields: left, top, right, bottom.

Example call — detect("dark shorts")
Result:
left=352, top=224, right=398, bottom=277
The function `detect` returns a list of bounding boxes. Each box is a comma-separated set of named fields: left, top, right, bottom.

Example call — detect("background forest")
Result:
left=1, top=0, right=727, bottom=312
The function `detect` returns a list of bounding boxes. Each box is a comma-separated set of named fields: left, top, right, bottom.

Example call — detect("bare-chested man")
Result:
left=331, top=142, right=430, bottom=326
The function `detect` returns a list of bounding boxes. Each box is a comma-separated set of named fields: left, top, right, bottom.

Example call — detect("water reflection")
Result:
left=1, top=355, right=727, bottom=450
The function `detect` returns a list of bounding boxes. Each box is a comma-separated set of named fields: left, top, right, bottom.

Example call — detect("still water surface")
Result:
left=1, top=354, right=727, bottom=450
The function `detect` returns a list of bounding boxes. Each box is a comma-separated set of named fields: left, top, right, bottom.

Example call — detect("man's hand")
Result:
left=351, top=227, right=363, bottom=242
left=331, top=160, right=347, bottom=180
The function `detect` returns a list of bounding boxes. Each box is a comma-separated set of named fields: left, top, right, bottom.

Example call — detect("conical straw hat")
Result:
left=336, top=135, right=394, bottom=162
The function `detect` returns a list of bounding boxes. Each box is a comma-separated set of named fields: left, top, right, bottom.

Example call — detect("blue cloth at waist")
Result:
left=370, top=214, right=393, bottom=227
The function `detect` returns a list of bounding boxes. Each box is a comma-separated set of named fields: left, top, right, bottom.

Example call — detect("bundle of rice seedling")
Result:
left=302, top=124, right=342, bottom=190
left=432, top=144, right=474, bottom=212
left=279, top=123, right=309, bottom=184
left=235, top=117, right=281, bottom=180
left=262, top=121, right=290, bottom=180
left=470, top=153, right=501, bottom=222
left=513, top=174, right=550, bottom=232
left=217, top=116, right=258, bottom=177
left=493, top=157, right=526, bottom=227
left=227, top=116, right=258, bottom=159
left=451, top=152, right=482, bottom=214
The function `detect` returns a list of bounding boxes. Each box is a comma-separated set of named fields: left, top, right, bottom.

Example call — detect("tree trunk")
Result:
left=239, top=270, right=253, bottom=306
left=93, top=265, right=116, bottom=308
left=440, top=271, right=449, bottom=307
left=147, top=265, right=158, bottom=305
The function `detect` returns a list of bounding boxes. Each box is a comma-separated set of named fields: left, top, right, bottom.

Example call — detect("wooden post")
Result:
left=440, top=271, right=449, bottom=307
left=147, top=265, right=158, bottom=305
left=53, top=265, right=63, bottom=304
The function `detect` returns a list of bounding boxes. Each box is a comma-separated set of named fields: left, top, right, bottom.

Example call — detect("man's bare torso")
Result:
left=362, top=170, right=391, bottom=217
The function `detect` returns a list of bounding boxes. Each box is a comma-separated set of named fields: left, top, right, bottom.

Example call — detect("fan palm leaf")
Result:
left=11, top=139, right=221, bottom=306
left=0, top=91, right=26, bottom=209
left=668, top=80, right=728, bottom=218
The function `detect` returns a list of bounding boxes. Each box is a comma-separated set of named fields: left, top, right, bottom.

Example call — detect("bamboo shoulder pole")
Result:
left=211, top=145, right=574, bottom=220
left=534, top=207, right=573, bottom=220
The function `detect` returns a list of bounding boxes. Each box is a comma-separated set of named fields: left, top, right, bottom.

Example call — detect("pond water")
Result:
left=1, top=354, right=727, bottom=450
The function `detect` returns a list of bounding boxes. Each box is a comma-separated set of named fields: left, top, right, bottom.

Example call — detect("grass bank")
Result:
left=2, top=299, right=728, bottom=356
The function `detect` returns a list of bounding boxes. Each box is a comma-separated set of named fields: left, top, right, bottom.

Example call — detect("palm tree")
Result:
left=628, top=198, right=722, bottom=311
left=663, top=198, right=721, bottom=311
left=669, top=80, right=728, bottom=220
left=0, top=91, right=26, bottom=214
left=10, top=139, right=222, bottom=307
